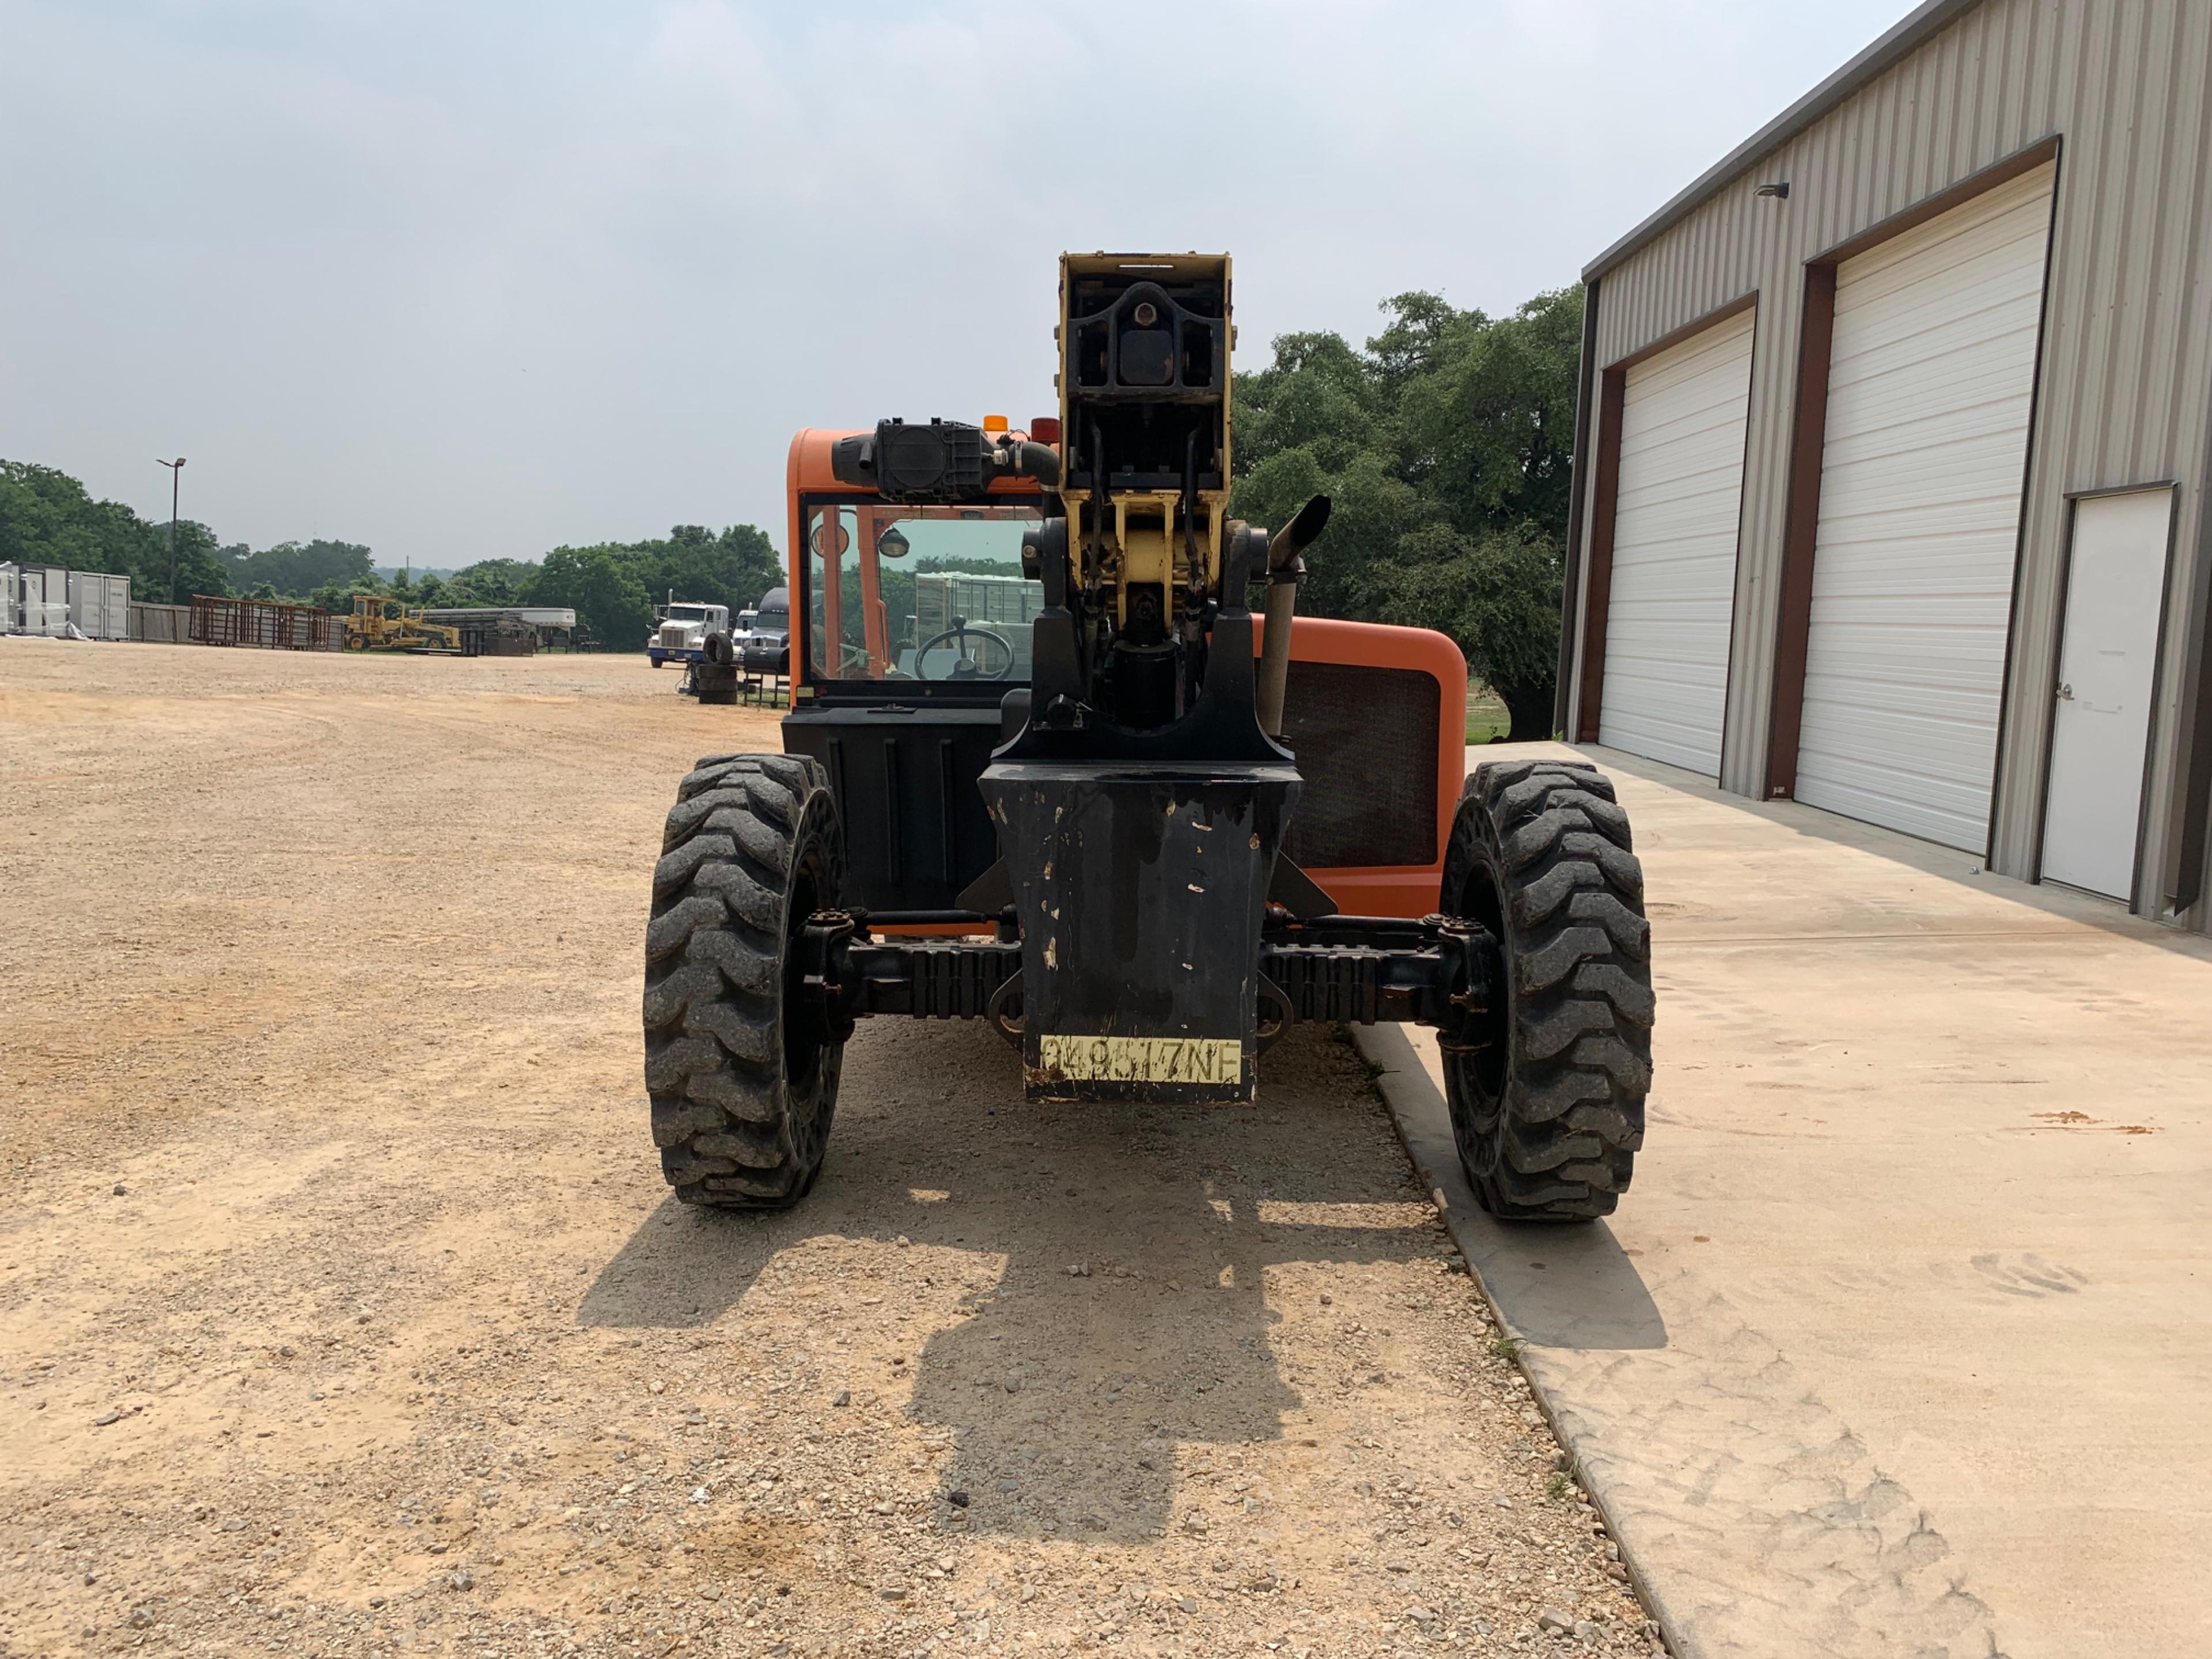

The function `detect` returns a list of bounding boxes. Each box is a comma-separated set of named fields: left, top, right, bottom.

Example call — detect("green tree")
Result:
left=1363, top=522, right=1565, bottom=741
left=525, top=545, right=655, bottom=650
left=628, top=523, right=782, bottom=616
left=442, top=559, right=537, bottom=607
left=1228, top=285, right=1583, bottom=738
left=2, top=456, right=782, bottom=645
left=166, top=522, right=237, bottom=604
left=229, top=539, right=376, bottom=599
left=0, top=459, right=231, bottom=603
left=1236, top=331, right=1381, bottom=475
left=311, top=571, right=388, bottom=616
left=1397, top=286, right=1582, bottom=539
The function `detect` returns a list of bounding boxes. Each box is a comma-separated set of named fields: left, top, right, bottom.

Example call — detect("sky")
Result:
left=1, top=0, right=1914, bottom=569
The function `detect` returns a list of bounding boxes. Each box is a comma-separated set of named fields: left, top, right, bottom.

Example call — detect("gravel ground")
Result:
left=0, top=641, right=1658, bottom=1659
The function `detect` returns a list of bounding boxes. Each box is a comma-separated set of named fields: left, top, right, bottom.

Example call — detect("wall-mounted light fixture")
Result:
left=1755, top=181, right=1791, bottom=199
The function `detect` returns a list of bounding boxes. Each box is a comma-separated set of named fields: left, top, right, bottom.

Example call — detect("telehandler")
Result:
left=642, top=255, right=1652, bottom=1221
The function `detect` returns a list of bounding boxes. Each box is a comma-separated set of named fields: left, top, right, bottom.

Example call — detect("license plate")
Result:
left=1032, top=1034, right=1244, bottom=1086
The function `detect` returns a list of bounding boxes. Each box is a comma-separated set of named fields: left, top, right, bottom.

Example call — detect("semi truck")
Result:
left=647, top=602, right=730, bottom=668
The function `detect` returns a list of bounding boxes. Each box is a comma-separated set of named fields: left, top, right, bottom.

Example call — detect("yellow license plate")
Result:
left=1033, top=1034, right=1244, bottom=1085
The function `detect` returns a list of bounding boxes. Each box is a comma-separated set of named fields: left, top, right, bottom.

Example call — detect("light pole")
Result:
left=156, top=457, right=187, bottom=604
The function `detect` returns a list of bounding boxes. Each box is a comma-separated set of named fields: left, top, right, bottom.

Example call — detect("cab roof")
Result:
left=786, top=427, right=1052, bottom=498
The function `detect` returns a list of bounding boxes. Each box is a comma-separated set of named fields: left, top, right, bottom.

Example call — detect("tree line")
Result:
left=0, top=459, right=781, bottom=650
left=6, top=281, right=1578, bottom=699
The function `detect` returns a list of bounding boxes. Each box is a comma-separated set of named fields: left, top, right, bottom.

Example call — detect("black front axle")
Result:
left=791, top=908, right=1499, bottom=1065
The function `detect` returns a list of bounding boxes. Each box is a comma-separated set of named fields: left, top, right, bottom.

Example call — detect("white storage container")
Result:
left=68, top=570, right=131, bottom=639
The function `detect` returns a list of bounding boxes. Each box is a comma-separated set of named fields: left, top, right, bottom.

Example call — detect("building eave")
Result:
left=1581, top=0, right=1988, bottom=282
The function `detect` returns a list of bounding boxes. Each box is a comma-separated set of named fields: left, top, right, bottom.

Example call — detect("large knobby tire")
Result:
left=643, top=752, right=846, bottom=1209
left=1437, top=757, right=1653, bottom=1221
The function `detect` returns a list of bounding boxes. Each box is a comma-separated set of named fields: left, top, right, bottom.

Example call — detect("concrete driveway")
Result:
left=1361, top=742, right=2212, bottom=1659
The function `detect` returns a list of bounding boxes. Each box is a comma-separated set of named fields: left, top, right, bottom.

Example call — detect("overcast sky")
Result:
left=1, top=0, right=1912, bottom=569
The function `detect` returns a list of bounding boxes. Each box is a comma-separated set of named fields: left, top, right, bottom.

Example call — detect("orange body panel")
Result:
left=1255, top=615, right=1467, bottom=919
left=784, top=429, right=1467, bottom=921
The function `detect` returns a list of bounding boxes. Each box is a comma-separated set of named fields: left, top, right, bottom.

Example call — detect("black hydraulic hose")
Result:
left=1089, top=426, right=1109, bottom=589
left=1181, top=430, right=1200, bottom=588
left=1004, top=440, right=1060, bottom=488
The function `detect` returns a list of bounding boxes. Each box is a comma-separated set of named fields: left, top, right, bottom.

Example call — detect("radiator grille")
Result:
left=1279, top=660, right=1441, bottom=869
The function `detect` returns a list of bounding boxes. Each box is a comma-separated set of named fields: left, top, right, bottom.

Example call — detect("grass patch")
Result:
left=1465, top=681, right=1512, bottom=745
left=1487, top=1333, right=1524, bottom=1361
left=1546, top=1454, right=1585, bottom=1502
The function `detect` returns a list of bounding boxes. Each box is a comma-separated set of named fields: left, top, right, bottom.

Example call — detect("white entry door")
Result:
left=1598, top=307, right=1755, bottom=776
left=2040, top=488, right=2173, bottom=900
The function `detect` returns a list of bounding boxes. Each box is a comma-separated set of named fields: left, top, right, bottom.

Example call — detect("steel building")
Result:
left=1558, top=0, right=2212, bottom=928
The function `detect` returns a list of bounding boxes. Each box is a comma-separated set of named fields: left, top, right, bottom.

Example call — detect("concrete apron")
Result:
left=1355, top=743, right=2212, bottom=1659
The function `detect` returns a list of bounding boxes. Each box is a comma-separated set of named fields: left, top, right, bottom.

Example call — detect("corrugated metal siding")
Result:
left=1568, top=0, right=2212, bottom=925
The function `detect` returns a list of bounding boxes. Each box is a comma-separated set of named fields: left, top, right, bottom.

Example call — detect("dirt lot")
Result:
left=0, top=641, right=1655, bottom=1659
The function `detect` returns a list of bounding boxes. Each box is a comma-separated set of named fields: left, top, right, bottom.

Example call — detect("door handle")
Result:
left=2056, top=682, right=2074, bottom=701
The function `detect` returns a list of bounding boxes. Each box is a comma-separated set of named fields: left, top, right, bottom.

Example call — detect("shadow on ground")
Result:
left=1357, top=1023, right=1667, bottom=1353
left=578, top=1021, right=1446, bottom=1540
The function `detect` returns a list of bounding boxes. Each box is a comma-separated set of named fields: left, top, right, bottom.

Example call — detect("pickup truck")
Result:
left=646, top=602, right=729, bottom=668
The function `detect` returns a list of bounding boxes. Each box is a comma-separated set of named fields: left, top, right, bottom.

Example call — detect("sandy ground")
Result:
left=0, top=641, right=1655, bottom=1659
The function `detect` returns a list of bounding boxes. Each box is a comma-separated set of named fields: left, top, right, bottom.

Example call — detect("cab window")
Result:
left=804, top=501, right=1041, bottom=682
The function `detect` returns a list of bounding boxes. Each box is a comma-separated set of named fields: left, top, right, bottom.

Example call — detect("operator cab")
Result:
left=798, top=490, right=1043, bottom=690
left=781, top=426, right=1050, bottom=910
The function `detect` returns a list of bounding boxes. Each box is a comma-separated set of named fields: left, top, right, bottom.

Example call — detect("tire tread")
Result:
left=1439, top=758, right=1653, bottom=1221
left=642, top=752, right=842, bottom=1209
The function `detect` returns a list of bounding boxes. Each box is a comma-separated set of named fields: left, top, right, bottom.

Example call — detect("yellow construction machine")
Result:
left=344, top=595, right=463, bottom=654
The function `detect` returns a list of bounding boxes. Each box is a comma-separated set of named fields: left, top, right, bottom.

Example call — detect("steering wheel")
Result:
left=914, top=620, right=1014, bottom=681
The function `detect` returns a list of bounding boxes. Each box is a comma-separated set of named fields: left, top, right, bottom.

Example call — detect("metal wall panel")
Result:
left=1567, top=0, right=2212, bottom=927
left=127, top=602, right=192, bottom=645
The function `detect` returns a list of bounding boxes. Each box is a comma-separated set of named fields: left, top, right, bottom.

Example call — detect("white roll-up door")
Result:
left=1794, top=163, right=2056, bottom=851
left=1598, top=307, right=1755, bottom=777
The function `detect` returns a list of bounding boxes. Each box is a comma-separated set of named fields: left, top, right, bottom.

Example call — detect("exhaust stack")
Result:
left=1253, top=493, right=1332, bottom=738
